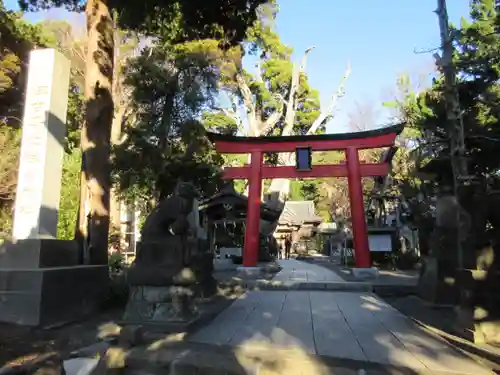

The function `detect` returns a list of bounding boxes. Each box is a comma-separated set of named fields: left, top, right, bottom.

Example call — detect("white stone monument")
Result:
left=0, top=49, right=108, bottom=327
left=13, top=48, right=69, bottom=239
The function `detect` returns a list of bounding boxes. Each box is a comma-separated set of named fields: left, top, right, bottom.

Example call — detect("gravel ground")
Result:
left=0, top=262, right=281, bottom=368
left=0, top=309, right=123, bottom=367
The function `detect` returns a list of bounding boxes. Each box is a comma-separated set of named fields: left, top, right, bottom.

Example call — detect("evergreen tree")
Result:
left=111, top=41, right=226, bottom=210
left=404, top=0, right=500, bottom=182
left=393, top=0, right=500, bottom=268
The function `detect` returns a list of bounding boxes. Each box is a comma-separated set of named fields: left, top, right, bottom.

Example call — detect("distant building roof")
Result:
left=278, top=200, right=323, bottom=226
left=199, top=183, right=281, bottom=222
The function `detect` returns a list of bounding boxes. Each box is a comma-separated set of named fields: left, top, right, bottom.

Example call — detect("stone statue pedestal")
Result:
left=123, top=238, right=199, bottom=326
left=123, top=243, right=217, bottom=328
left=123, top=285, right=198, bottom=325
left=122, top=185, right=217, bottom=330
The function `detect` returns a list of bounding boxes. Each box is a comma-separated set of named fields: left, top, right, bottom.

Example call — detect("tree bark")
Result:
left=436, top=0, right=468, bottom=269
left=80, top=0, right=115, bottom=265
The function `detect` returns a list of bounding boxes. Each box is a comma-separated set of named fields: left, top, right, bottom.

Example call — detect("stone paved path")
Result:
left=189, top=260, right=493, bottom=374
left=273, top=259, right=345, bottom=284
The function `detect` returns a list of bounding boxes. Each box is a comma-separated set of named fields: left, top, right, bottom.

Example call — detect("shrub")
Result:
left=109, top=251, right=125, bottom=273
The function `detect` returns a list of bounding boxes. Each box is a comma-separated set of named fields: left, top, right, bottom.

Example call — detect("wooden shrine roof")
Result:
left=206, top=123, right=405, bottom=145
left=199, top=184, right=281, bottom=222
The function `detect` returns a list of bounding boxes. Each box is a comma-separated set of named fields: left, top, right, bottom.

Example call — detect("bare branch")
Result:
left=215, top=106, right=237, bottom=119
left=260, top=93, right=285, bottom=135
left=414, top=46, right=441, bottom=54
left=282, top=46, right=315, bottom=136
left=300, top=46, right=316, bottom=71
left=235, top=71, right=258, bottom=135
left=253, top=61, right=263, bottom=83
left=307, top=60, right=351, bottom=135
left=261, top=110, right=282, bottom=134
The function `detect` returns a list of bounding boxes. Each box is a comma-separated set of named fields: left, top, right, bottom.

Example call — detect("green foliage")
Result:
left=0, top=1, right=53, bottom=122
left=397, top=0, right=500, bottom=182
left=57, top=150, right=81, bottom=240
left=0, top=125, right=19, bottom=238
left=202, top=112, right=238, bottom=134
left=18, top=0, right=268, bottom=47
left=384, top=0, right=500, bottom=252
left=112, top=41, right=226, bottom=207
left=108, top=251, right=124, bottom=273
left=65, top=83, right=84, bottom=150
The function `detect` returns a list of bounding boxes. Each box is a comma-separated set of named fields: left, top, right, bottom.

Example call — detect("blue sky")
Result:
left=275, top=0, right=471, bottom=132
left=5, top=0, right=472, bottom=133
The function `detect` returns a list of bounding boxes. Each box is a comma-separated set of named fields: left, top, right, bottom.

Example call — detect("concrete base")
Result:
left=0, top=238, right=79, bottom=268
left=350, top=267, right=379, bottom=280
left=236, top=266, right=262, bottom=277
left=0, top=265, right=108, bottom=327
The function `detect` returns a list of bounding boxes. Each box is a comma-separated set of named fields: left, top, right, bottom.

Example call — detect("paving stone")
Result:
left=353, top=328, right=426, bottom=369
left=187, top=259, right=494, bottom=374
left=189, top=293, right=259, bottom=345
left=388, top=324, right=492, bottom=375
left=63, top=358, right=99, bottom=375
left=170, top=349, right=249, bottom=375
left=310, top=291, right=366, bottom=361
left=233, top=343, right=332, bottom=375
left=229, top=291, right=286, bottom=347
left=275, top=291, right=315, bottom=354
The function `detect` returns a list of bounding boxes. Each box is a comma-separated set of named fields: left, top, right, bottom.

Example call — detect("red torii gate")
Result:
left=206, top=124, right=403, bottom=269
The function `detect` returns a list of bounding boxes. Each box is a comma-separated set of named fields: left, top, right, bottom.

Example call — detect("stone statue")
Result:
left=124, top=181, right=215, bottom=324
left=127, top=181, right=199, bottom=286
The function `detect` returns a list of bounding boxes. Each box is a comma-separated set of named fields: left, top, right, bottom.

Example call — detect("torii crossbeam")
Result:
left=207, top=123, right=404, bottom=269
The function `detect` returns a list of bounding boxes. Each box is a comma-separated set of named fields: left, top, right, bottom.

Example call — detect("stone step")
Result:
left=125, top=342, right=365, bottom=375
left=123, top=340, right=455, bottom=375
left=219, top=279, right=372, bottom=292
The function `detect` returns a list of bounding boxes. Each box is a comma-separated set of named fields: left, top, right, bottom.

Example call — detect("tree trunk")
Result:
left=75, top=159, right=88, bottom=263
left=109, top=93, right=126, bottom=232
left=80, top=0, right=115, bottom=265
left=436, top=0, right=468, bottom=269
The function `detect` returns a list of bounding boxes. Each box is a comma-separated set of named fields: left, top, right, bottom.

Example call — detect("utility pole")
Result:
left=435, top=0, right=469, bottom=269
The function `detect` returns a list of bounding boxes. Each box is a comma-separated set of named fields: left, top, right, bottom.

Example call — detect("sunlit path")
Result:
left=190, top=261, right=493, bottom=374
left=274, top=259, right=345, bottom=283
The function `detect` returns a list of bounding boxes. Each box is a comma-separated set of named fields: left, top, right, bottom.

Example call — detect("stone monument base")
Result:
left=123, top=285, right=198, bottom=330
left=0, top=265, right=108, bottom=327
left=0, top=238, right=79, bottom=268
